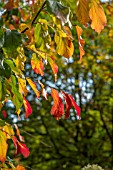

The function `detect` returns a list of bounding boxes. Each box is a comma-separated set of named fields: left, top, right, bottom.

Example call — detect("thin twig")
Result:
left=21, top=1, right=46, bottom=33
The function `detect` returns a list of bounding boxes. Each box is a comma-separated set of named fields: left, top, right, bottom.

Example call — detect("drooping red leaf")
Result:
left=61, top=91, right=81, bottom=119
left=51, top=88, right=64, bottom=120
left=12, top=136, right=30, bottom=158
left=1, top=110, right=7, bottom=118
left=23, top=97, right=32, bottom=118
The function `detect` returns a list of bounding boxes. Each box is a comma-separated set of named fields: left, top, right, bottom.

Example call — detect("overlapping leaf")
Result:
left=12, top=136, right=30, bottom=157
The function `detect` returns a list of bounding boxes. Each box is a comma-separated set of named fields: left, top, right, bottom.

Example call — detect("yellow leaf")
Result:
left=3, top=124, right=15, bottom=139
left=76, top=0, right=90, bottom=25
left=55, top=26, right=74, bottom=59
left=18, top=78, right=28, bottom=96
left=89, top=0, right=107, bottom=34
left=26, top=78, right=40, bottom=98
left=0, top=131, right=8, bottom=163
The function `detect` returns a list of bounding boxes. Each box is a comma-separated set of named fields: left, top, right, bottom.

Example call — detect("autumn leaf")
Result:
left=14, top=124, right=24, bottom=142
left=61, top=91, right=81, bottom=119
left=48, top=56, right=58, bottom=81
left=76, top=0, right=90, bottom=26
left=31, top=53, right=44, bottom=76
left=23, top=97, right=32, bottom=118
left=38, top=80, right=48, bottom=100
left=89, top=0, right=107, bottom=34
left=51, top=88, right=64, bottom=120
left=12, top=136, right=30, bottom=158
left=55, top=26, right=74, bottom=59
left=1, top=110, right=7, bottom=118
left=18, top=78, right=28, bottom=96
left=26, top=78, right=40, bottom=98
left=3, top=124, right=15, bottom=139
left=0, top=131, right=8, bottom=163
left=76, top=26, right=85, bottom=62
left=16, top=165, right=26, bottom=170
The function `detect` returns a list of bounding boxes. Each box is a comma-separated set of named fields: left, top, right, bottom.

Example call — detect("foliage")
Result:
left=0, top=0, right=112, bottom=169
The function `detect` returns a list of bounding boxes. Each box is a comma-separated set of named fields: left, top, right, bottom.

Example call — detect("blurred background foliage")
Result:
left=0, top=1, right=113, bottom=170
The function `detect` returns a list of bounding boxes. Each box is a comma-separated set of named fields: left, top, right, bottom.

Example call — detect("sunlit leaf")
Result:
left=89, top=0, right=107, bottom=34
left=76, top=0, right=90, bottom=26
left=3, top=124, right=15, bottom=139
left=18, top=78, right=28, bottom=96
left=31, top=53, right=44, bottom=76
left=0, top=131, right=8, bottom=163
left=23, top=97, right=32, bottom=118
left=47, top=0, right=70, bottom=26
left=76, top=25, right=85, bottom=62
left=16, top=165, right=26, bottom=170
left=48, top=56, right=58, bottom=81
left=26, top=78, right=40, bottom=98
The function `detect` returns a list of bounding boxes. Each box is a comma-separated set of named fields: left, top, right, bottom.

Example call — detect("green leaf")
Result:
left=3, top=30, right=22, bottom=59
left=0, top=119, right=5, bottom=127
left=4, top=59, right=20, bottom=75
left=10, top=75, right=23, bottom=111
left=34, top=23, right=46, bottom=51
left=47, top=0, right=70, bottom=25
left=0, top=27, right=4, bottom=48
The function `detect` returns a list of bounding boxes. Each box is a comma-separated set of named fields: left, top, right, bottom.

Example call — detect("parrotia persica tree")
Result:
left=0, top=0, right=109, bottom=169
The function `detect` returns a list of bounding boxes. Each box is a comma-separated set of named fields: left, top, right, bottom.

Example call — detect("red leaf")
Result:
left=61, top=91, right=81, bottom=119
left=51, top=88, right=64, bottom=120
left=12, top=136, right=30, bottom=158
left=23, top=97, right=32, bottom=118
left=1, top=110, right=7, bottom=118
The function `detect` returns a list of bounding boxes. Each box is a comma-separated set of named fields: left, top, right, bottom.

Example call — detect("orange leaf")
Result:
left=89, top=0, right=107, bottom=34
left=16, top=165, right=26, bottom=170
left=31, top=53, right=44, bottom=76
left=76, top=0, right=90, bottom=26
left=61, top=91, right=81, bottom=119
left=48, top=56, right=58, bottom=81
left=51, top=88, right=64, bottom=120
left=23, top=97, right=32, bottom=118
left=76, top=26, right=85, bottom=62
left=26, top=78, right=40, bottom=98
left=0, top=131, right=8, bottom=163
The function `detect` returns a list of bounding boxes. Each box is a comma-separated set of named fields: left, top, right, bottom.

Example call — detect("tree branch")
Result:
left=21, top=1, right=46, bottom=33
